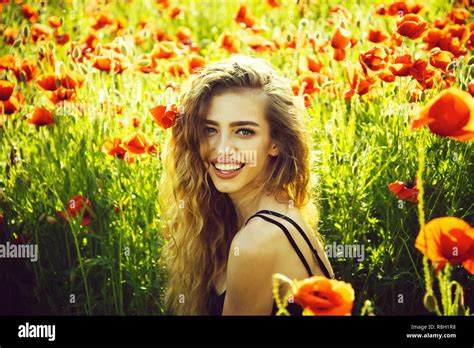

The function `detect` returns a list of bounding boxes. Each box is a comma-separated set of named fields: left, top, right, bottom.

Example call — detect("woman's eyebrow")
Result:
left=204, top=120, right=260, bottom=127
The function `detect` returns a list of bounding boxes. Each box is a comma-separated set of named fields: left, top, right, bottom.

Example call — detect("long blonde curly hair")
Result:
left=159, top=55, right=320, bottom=315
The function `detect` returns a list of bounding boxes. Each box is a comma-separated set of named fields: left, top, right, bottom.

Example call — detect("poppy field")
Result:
left=0, top=0, right=473, bottom=316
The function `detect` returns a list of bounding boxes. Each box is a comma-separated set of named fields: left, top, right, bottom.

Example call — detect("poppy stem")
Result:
left=416, top=132, right=441, bottom=314
left=71, top=223, right=92, bottom=314
left=415, top=132, right=425, bottom=230
left=290, top=19, right=306, bottom=81
left=422, top=256, right=439, bottom=314
left=272, top=273, right=292, bottom=316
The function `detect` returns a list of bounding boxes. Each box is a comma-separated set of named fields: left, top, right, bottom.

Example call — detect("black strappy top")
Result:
left=207, top=209, right=333, bottom=316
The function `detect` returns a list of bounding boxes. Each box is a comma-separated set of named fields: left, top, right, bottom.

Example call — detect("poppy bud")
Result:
left=467, top=56, right=474, bottom=66
left=46, top=216, right=57, bottom=224
left=22, top=25, right=30, bottom=40
left=423, top=293, right=438, bottom=313
left=446, top=60, right=457, bottom=71
left=72, top=46, right=81, bottom=60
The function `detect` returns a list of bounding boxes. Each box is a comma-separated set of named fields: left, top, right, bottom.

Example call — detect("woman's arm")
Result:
left=222, top=225, right=278, bottom=315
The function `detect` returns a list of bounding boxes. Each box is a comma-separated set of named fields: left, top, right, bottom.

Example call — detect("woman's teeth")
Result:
left=214, top=163, right=244, bottom=172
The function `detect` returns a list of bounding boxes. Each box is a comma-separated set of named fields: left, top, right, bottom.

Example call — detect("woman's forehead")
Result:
left=205, top=89, right=268, bottom=122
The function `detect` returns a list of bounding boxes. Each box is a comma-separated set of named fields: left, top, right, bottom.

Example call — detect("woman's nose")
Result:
left=215, top=132, right=235, bottom=153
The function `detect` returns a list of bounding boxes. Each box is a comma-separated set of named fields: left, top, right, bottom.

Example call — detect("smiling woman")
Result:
left=159, top=55, right=334, bottom=315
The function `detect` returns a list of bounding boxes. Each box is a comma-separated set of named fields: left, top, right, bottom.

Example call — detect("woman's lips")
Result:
left=211, top=162, right=245, bottom=179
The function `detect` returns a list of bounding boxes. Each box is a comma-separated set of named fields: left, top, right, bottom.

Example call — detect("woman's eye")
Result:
left=237, top=128, right=255, bottom=136
left=205, top=127, right=217, bottom=135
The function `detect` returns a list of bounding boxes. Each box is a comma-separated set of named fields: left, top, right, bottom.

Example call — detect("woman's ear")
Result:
left=269, top=143, right=279, bottom=157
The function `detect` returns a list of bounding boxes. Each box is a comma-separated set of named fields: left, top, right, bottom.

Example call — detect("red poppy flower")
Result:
left=92, top=49, right=129, bottom=74
left=102, top=138, right=126, bottom=157
left=331, top=26, right=352, bottom=49
left=121, top=132, right=157, bottom=155
left=31, top=24, right=53, bottom=42
left=409, top=59, right=438, bottom=89
left=345, top=65, right=375, bottom=97
left=411, top=87, right=474, bottom=142
left=0, top=92, right=21, bottom=115
left=176, top=26, right=193, bottom=45
left=333, top=48, right=346, bottom=61
left=388, top=177, right=419, bottom=203
left=156, top=0, right=170, bottom=7
left=266, top=0, right=279, bottom=8
left=234, top=4, right=256, bottom=29
left=13, top=59, right=39, bottom=82
left=446, top=24, right=468, bottom=43
left=298, top=55, right=323, bottom=74
left=28, top=106, right=54, bottom=126
left=307, top=55, right=323, bottom=73
left=43, top=87, right=76, bottom=104
left=56, top=195, right=94, bottom=226
left=447, top=8, right=469, bottom=24
left=60, top=71, right=85, bottom=90
left=415, top=217, right=474, bottom=274
left=36, top=74, right=58, bottom=91
left=468, top=82, right=474, bottom=97
left=0, top=80, right=14, bottom=101
left=91, top=12, right=114, bottom=30
left=167, top=61, right=188, bottom=77
left=375, top=0, right=424, bottom=16
left=151, top=41, right=177, bottom=60
left=433, top=17, right=449, bottom=29
left=47, top=16, right=62, bottom=28
left=423, top=27, right=467, bottom=57
left=132, top=117, right=140, bottom=128
left=292, top=276, right=355, bottom=316
left=328, top=5, right=352, bottom=23
left=69, top=33, right=98, bottom=63
left=21, top=4, right=39, bottom=23
left=359, top=46, right=389, bottom=72
left=169, top=5, right=184, bottom=19
left=54, top=32, right=70, bottom=45
left=102, top=137, right=135, bottom=163
left=218, top=31, right=240, bottom=53
left=242, top=34, right=275, bottom=52
left=367, top=27, right=389, bottom=43
left=188, top=54, right=206, bottom=74
left=0, top=55, right=17, bottom=72
left=467, top=27, right=474, bottom=51
left=292, top=73, right=324, bottom=97
left=396, top=14, right=428, bottom=40
left=377, top=69, right=396, bottom=83
left=36, top=72, right=81, bottom=94
left=429, top=50, right=454, bottom=72
left=388, top=54, right=413, bottom=76
left=150, top=103, right=178, bottom=129
left=147, top=143, right=159, bottom=155
left=3, top=27, right=18, bottom=45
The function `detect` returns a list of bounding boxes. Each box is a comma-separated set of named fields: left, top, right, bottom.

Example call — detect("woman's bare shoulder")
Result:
left=230, top=216, right=292, bottom=256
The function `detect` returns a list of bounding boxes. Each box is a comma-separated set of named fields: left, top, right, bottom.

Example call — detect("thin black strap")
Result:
left=246, top=209, right=332, bottom=279
left=247, top=214, right=314, bottom=277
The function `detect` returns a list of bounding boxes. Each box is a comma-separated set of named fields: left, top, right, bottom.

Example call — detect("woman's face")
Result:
left=203, top=88, right=279, bottom=195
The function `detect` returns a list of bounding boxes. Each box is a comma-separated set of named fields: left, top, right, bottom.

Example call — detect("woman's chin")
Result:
left=212, top=181, right=243, bottom=194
